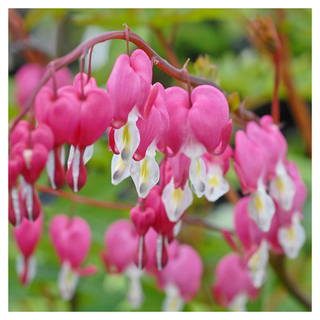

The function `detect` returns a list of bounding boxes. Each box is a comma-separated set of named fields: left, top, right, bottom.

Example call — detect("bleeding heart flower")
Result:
left=157, top=242, right=203, bottom=311
left=212, top=253, right=259, bottom=311
left=13, top=212, right=43, bottom=286
left=107, top=49, right=154, bottom=129
left=101, top=220, right=145, bottom=309
left=49, top=214, right=97, bottom=301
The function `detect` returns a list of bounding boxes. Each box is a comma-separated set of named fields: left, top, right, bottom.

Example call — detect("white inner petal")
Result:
left=162, top=283, right=185, bottom=312
left=60, top=145, right=65, bottom=166
left=11, top=187, right=21, bottom=227
left=156, top=233, right=164, bottom=271
left=173, top=220, right=183, bottom=238
left=228, top=292, right=248, bottom=312
left=278, top=212, right=306, bottom=259
left=183, top=138, right=206, bottom=160
left=189, top=157, right=206, bottom=198
left=111, top=154, right=131, bottom=185
left=247, top=239, right=269, bottom=288
left=130, top=146, right=159, bottom=198
left=25, top=182, right=33, bottom=221
left=269, top=160, right=296, bottom=211
left=46, top=149, right=57, bottom=190
left=72, top=147, right=81, bottom=193
left=248, top=179, right=275, bottom=232
left=16, top=254, right=37, bottom=286
left=204, top=164, right=230, bottom=202
left=58, top=261, right=79, bottom=301
left=125, top=263, right=144, bottom=309
left=114, top=110, right=140, bottom=165
left=161, top=178, right=193, bottom=222
left=67, top=145, right=75, bottom=169
left=83, top=144, right=94, bottom=165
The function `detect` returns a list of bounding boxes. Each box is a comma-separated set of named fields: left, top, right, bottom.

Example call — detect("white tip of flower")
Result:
left=16, top=254, right=37, bottom=286
left=72, top=147, right=81, bottom=193
left=162, top=283, right=185, bottom=312
left=269, top=161, right=295, bottom=211
left=67, top=145, right=75, bottom=170
left=247, top=239, right=269, bottom=288
left=11, top=187, right=21, bottom=227
left=189, top=157, right=206, bottom=198
left=25, top=182, right=34, bottom=222
left=228, top=293, right=248, bottom=312
left=173, top=220, right=183, bottom=238
left=204, top=165, right=230, bottom=202
left=23, top=149, right=33, bottom=169
left=60, top=144, right=66, bottom=166
left=114, top=111, right=140, bottom=166
left=162, top=178, right=193, bottom=222
left=130, top=148, right=159, bottom=198
left=111, top=154, right=131, bottom=185
left=248, top=181, right=275, bottom=232
left=83, top=144, right=94, bottom=165
left=46, top=150, right=57, bottom=189
left=125, top=264, right=144, bottom=309
left=58, top=261, right=79, bottom=301
left=278, top=213, right=306, bottom=259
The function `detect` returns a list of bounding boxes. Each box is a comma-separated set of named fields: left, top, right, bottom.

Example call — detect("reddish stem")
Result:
left=87, top=46, right=94, bottom=82
left=271, top=55, right=281, bottom=125
left=36, top=184, right=133, bottom=210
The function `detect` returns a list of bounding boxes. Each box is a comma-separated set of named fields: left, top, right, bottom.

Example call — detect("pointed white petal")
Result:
left=125, top=264, right=144, bottom=309
left=16, top=254, right=37, bottom=285
left=58, top=261, right=79, bottom=301
left=162, top=283, right=185, bottom=312
left=111, top=154, right=131, bottom=185
left=114, top=110, right=140, bottom=165
left=204, top=165, right=230, bottom=202
left=228, top=293, right=248, bottom=312
left=278, top=213, right=306, bottom=259
left=269, top=161, right=295, bottom=211
left=72, top=147, right=81, bottom=193
left=173, top=220, right=183, bottom=237
left=60, top=145, right=65, bottom=166
left=83, top=144, right=94, bottom=165
left=248, top=180, right=275, bottom=232
left=67, top=145, right=75, bottom=169
left=161, top=178, right=193, bottom=222
left=189, top=157, right=206, bottom=198
left=46, top=150, right=57, bottom=189
left=26, top=183, right=33, bottom=221
left=156, top=233, right=164, bottom=271
left=11, top=187, right=21, bottom=227
left=130, top=148, right=159, bottom=198
left=247, top=240, right=269, bottom=288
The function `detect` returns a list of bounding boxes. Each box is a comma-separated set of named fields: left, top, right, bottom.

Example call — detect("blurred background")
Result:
left=8, top=8, right=311, bottom=311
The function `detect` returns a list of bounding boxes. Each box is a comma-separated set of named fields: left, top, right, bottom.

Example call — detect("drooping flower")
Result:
left=157, top=242, right=203, bottom=311
left=234, top=129, right=275, bottom=232
left=13, top=212, right=43, bottom=286
left=14, top=63, right=72, bottom=108
left=110, top=83, right=168, bottom=198
left=61, top=72, right=115, bottom=192
left=106, top=49, right=154, bottom=129
left=101, top=220, right=144, bottom=309
left=9, top=121, right=54, bottom=222
left=49, top=214, right=97, bottom=300
left=234, top=196, right=268, bottom=288
left=212, top=253, right=259, bottom=311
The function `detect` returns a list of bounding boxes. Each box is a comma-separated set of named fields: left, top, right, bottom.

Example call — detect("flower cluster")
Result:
left=211, top=115, right=307, bottom=311
left=8, top=31, right=308, bottom=311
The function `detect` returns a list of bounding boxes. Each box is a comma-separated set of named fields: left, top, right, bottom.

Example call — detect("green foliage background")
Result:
left=8, top=8, right=311, bottom=311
